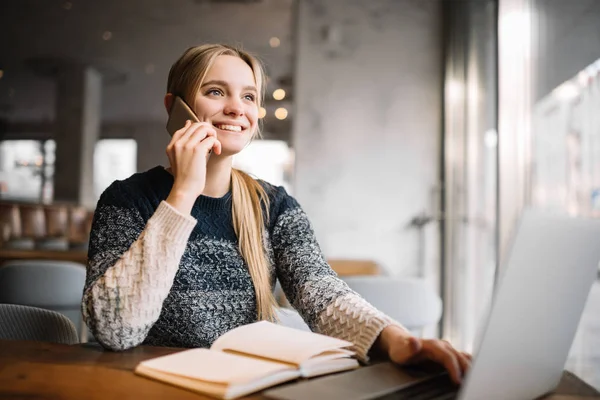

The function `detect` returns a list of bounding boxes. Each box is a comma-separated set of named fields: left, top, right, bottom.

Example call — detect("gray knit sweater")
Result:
left=82, top=166, right=400, bottom=361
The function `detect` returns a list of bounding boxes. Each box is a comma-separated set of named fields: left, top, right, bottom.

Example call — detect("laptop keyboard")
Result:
left=377, top=374, right=459, bottom=400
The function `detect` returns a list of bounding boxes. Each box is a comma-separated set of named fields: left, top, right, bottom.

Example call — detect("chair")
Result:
left=0, top=260, right=86, bottom=338
left=0, top=303, right=79, bottom=344
left=68, top=207, right=94, bottom=248
left=276, top=307, right=311, bottom=331
left=0, top=203, right=35, bottom=249
left=19, top=204, right=46, bottom=240
left=44, top=205, right=69, bottom=237
left=341, top=276, right=442, bottom=334
left=37, top=206, right=70, bottom=250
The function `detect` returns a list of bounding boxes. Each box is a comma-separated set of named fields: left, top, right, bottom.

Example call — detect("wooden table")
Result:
left=0, top=340, right=598, bottom=399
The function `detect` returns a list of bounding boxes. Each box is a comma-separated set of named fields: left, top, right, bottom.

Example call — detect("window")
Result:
left=0, top=139, right=137, bottom=203
left=93, top=139, right=137, bottom=200
left=232, top=140, right=294, bottom=193
left=0, top=140, right=51, bottom=202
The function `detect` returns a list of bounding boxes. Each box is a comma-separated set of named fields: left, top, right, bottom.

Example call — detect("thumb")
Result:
left=389, top=336, right=423, bottom=364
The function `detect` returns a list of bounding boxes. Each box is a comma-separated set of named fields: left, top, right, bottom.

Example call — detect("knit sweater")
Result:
left=82, top=166, right=401, bottom=362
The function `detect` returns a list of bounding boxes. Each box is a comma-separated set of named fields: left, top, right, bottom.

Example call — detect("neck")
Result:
left=202, top=155, right=233, bottom=198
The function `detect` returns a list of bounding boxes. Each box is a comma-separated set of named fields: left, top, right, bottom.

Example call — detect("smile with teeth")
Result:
left=214, top=124, right=243, bottom=132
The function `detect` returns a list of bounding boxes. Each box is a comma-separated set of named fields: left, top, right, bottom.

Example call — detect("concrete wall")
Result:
left=292, top=0, right=443, bottom=276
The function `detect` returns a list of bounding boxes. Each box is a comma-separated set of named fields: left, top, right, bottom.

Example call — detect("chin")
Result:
left=218, top=147, right=245, bottom=157
left=217, top=135, right=251, bottom=157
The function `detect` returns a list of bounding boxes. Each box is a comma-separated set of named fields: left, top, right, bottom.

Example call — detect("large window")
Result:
left=0, top=139, right=137, bottom=204
left=0, top=140, right=51, bottom=202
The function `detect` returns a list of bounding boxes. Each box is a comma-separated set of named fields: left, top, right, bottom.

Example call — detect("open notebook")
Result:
left=134, top=321, right=359, bottom=399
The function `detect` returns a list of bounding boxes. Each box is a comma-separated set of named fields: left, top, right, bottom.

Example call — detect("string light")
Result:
left=274, top=108, right=288, bottom=120
left=272, top=89, right=286, bottom=100
left=269, top=37, right=281, bottom=48
left=259, top=107, right=267, bottom=119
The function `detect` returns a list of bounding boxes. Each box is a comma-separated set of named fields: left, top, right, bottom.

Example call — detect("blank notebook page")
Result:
left=211, top=321, right=353, bottom=365
left=138, top=349, right=293, bottom=384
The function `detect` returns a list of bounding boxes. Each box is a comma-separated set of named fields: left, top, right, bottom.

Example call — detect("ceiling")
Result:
left=0, top=0, right=295, bottom=140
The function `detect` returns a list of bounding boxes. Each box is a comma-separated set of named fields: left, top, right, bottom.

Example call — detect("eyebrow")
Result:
left=201, top=80, right=257, bottom=93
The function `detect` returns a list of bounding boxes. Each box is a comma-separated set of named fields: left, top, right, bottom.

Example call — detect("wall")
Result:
left=292, top=0, right=443, bottom=276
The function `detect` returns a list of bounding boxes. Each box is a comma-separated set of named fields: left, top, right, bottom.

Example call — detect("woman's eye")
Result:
left=244, top=94, right=256, bottom=101
left=207, top=89, right=223, bottom=96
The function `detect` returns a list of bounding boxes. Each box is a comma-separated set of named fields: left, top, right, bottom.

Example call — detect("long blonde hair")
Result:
left=167, top=44, right=278, bottom=321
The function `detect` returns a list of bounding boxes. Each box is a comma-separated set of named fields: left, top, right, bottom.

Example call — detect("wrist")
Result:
left=376, top=325, right=413, bottom=355
left=166, top=189, right=197, bottom=215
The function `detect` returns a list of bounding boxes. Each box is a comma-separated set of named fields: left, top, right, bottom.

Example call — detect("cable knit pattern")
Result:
left=270, top=207, right=401, bottom=363
left=318, top=294, right=398, bottom=362
left=82, top=166, right=403, bottom=360
left=83, top=201, right=196, bottom=350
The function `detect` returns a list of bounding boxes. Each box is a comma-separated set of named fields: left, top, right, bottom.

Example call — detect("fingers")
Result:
left=184, top=123, right=217, bottom=150
left=180, top=122, right=216, bottom=148
left=461, top=351, right=473, bottom=362
left=167, top=119, right=191, bottom=149
left=388, top=335, right=472, bottom=386
left=167, top=121, right=216, bottom=156
left=196, top=135, right=221, bottom=158
left=440, top=348, right=462, bottom=384
left=211, top=136, right=222, bottom=155
left=454, top=351, right=471, bottom=380
left=430, top=342, right=462, bottom=385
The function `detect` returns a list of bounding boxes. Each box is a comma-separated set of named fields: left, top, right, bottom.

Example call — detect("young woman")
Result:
left=82, top=44, right=470, bottom=384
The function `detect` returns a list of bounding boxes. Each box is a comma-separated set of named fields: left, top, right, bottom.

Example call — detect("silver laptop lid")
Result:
left=460, top=210, right=600, bottom=400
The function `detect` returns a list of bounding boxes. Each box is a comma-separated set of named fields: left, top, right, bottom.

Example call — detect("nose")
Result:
left=223, top=96, right=244, bottom=117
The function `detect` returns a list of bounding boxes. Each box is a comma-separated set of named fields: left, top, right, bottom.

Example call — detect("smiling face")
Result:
left=192, top=55, right=259, bottom=157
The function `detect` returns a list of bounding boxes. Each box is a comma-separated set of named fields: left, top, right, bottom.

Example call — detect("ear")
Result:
left=164, top=93, right=174, bottom=114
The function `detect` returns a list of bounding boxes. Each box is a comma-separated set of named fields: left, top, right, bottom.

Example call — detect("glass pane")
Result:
left=0, top=140, right=45, bottom=202
left=442, top=0, right=498, bottom=352
left=232, top=140, right=294, bottom=193
left=529, top=0, right=600, bottom=389
left=531, top=56, right=600, bottom=389
left=93, top=139, right=138, bottom=200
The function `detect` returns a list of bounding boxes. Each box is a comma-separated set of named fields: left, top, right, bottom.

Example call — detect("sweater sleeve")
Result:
left=81, top=183, right=196, bottom=350
left=270, top=189, right=407, bottom=363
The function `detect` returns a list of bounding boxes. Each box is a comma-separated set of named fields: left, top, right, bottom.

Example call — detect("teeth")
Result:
left=215, top=124, right=242, bottom=132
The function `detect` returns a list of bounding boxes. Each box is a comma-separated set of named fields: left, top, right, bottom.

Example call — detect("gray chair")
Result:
left=274, top=277, right=442, bottom=335
left=341, top=276, right=442, bottom=334
left=0, top=260, right=86, bottom=338
left=276, top=307, right=311, bottom=331
left=2, top=238, right=36, bottom=250
left=0, top=303, right=79, bottom=344
left=36, top=237, right=70, bottom=251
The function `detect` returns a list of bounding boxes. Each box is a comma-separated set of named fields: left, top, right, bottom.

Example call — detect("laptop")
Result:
left=264, top=209, right=600, bottom=400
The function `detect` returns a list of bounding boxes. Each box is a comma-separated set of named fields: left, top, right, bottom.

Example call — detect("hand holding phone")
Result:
left=165, top=96, right=222, bottom=214
left=166, top=96, right=200, bottom=136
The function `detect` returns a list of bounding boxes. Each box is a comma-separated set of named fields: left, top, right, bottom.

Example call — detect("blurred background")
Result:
left=0, top=0, right=599, bottom=389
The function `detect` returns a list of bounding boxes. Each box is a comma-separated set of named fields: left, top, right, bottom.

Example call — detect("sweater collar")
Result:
left=154, top=166, right=232, bottom=213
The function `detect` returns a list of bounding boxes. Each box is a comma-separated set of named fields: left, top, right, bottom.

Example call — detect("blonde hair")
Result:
left=167, top=44, right=278, bottom=321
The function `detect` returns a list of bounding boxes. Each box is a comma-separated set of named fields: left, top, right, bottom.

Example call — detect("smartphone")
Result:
left=166, top=96, right=200, bottom=136
left=166, top=96, right=212, bottom=160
